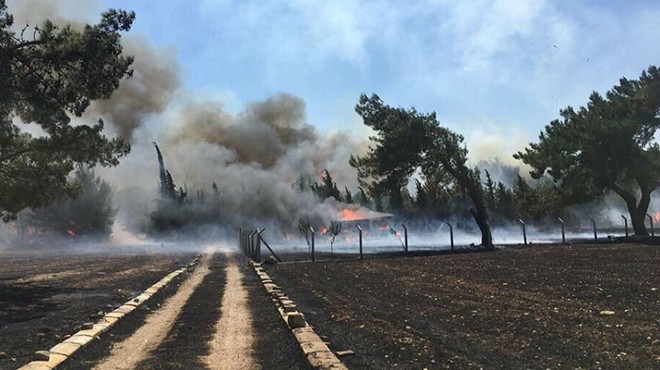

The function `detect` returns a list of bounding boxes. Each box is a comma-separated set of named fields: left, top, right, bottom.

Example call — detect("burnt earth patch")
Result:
left=0, top=253, right=189, bottom=370
left=242, top=259, right=312, bottom=370
left=267, top=243, right=660, bottom=369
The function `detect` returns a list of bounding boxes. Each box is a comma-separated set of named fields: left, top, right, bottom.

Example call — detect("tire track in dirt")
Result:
left=134, top=252, right=227, bottom=369
left=93, top=252, right=213, bottom=370
left=202, top=253, right=256, bottom=370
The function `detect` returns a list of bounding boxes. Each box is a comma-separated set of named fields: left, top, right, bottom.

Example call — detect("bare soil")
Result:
left=203, top=256, right=256, bottom=370
left=266, top=243, right=660, bottom=369
left=93, top=253, right=212, bottom=370
left=55, top=251, right=310, bottom=370
left=0, top=252, right=191, bottom=370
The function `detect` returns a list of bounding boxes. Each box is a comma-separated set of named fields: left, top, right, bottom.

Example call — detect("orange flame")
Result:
left=66, top=229, right=76, bottom=237
left=339, top=208, right=366, bottom=221
left=378, top=224, right=390, bottom=231
left=320, top=226, right=329, bottom=235
left=654, top=212, right=660, bottom=223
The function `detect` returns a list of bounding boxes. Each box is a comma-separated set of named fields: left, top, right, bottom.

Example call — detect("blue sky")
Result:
left=97, top=0, right=658, bottom=156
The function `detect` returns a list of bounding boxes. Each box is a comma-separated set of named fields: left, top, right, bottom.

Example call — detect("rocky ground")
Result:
left=267, top=243, right=660, bottom=369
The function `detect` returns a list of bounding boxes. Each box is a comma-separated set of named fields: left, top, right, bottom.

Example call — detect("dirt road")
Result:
left=51, top=249, right=309, bottom=370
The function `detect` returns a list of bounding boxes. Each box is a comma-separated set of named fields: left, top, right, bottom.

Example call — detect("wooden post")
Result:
left=519, top=219, right=527, bottom=246
left=647, top=214, right=654, bottom=237
left=447, top=222, right=454, bottom=251
left=357, top=225, right=363, bottom=259
left=558, top=218, right=565, bottom=244
left=621, top=215, right=628, bottom=237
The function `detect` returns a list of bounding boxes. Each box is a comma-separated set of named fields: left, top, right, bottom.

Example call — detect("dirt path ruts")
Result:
left=93, top=253, right=213, bottom=370
left=202, top=254, right=257, bottom=370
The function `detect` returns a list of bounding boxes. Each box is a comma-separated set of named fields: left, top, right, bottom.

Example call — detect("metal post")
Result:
left=401, top=223, right=408, bottom=253
left=558, top=218, right=565, bottom=244
left=519, top=219, right=527, bottom=246
left=647, top=214, right=654, bottom=237
left=309, top=226, right=315, bottom=262
left=357, top=225, right=363, bottom=259
left=621, top=215, right=628, bottom=237
left=238, top=227, right=242, bottom=251
left=447, top=222, right=454, bottom=251
left=591, top=219, right=597, bottom=241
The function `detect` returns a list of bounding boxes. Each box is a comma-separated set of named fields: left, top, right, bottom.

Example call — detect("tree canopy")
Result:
left=27, top=165, right=116, bottom=236
left=0, top=1, right=133, bottom=220
left=350, top=94, right=435, bottom=213
left=515, top=66, right=660, bottom=235
left=351, top=94, right=493, bottom=248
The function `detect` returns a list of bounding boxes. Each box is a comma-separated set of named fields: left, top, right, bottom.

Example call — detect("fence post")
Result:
left=401, top=223, right=408, bottom=254
left=252, top=230, right=259, bottom=260
left=558, top=218, right=565, bottom=244
left=447, top=222, right=454, bottom=251
left=591, top=219, right=598, bottom=241
left=647, top=214, right=654, bottom=237
left=309, top=226, right=315, bottom=262
left=519, top=219, right=527, bottom=246
left=621, top=215, right=628, bottom=237
left=256, top=228, right=264, bottom=262
left=357, top=225, right=363, bottom=259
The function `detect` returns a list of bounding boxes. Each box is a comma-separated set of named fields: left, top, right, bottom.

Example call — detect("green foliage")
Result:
left=0, top=1, right=133, bottom=220
left=350, top=94, right=436, bottom=213
left=27, top=165, right=116, bottom=236
left=357, top=187, right=370, bottom=207
left=343, top=186, right=353, bottom=204
left=317, top=169, right=341, bottom=201
left=350, top=94, right=492, bottom=247
left=422, top=127, right=492, bottom=247
left=515, top=66, right=660, bottom=235
left=513, top=176, right=563, bottom=221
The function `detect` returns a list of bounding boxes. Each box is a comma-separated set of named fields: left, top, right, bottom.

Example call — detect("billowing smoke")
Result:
left=167, top=94, right=316, bottom=168
left=85, top=37, right=181, bottom=141
left=130, top=93, right=365, bottom=230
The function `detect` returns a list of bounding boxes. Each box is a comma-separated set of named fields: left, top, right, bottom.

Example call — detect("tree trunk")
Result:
left=466, top=180, right=493, bottom=250
left=613, top=184, right=652, bottom=237
left=470, top=207, right=493, bottom=249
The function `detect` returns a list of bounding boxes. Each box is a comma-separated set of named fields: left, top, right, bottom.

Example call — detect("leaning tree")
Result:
left=0, top=1, right=134, bottom=220
left=422, top=126, right=493, bottom=249
left=349, top=94, right=436, bottom=213
left=515, top=66, right=660, bottom=236
left=351, top=94, right=494, bottom=249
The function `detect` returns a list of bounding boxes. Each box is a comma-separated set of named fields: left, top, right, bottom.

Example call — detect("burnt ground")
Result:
left=241, top=258, right=313, bottom=370
left=267, top=243, right=660, bottom=369
left=0, top=252, right=193, bottom=370
left=0, top=253, right=310, bottom=370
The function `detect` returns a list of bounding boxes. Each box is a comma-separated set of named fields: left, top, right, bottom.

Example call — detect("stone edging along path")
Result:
left=18, top=255, right=201, bottom=370
left=251, top=261, right=348, bottom=370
